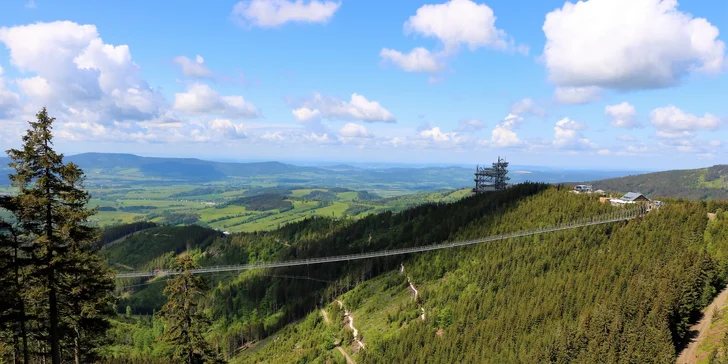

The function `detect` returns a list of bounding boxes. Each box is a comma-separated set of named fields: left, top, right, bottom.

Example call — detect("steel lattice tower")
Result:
left=473, top=156, right=510, bottom=193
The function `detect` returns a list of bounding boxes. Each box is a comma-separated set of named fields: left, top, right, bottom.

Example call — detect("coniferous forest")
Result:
left=2, top=110, right=728, bottom=363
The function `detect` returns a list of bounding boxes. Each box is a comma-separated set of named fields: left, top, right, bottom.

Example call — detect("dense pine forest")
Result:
left=2, top=109, right=728, bottom=363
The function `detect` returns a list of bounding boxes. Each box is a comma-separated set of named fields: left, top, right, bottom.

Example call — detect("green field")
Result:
left=73, top=184, right=474, bottom=232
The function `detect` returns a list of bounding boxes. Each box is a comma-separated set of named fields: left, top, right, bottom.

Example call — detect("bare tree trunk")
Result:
left=74, top=327, right=81, bottom=364
left=44, top=158, right=61, bottom=364
left=48, top=272, right=60, bottom=364
left=13, top=241, right=30, bottom=364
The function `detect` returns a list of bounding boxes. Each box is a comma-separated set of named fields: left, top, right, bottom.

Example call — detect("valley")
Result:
left=102, top=184, right=728, bottom=363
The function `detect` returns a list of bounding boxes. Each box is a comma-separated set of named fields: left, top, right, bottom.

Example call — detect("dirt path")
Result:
left=336, top=346, right=355, bottom=364
left=405, top=269, right=425, bottom=321
left=321, top=308, right=329, bottom=324
left=677, top=286, right=728, bottom=364
left=407, top=276, right=418, bottom=300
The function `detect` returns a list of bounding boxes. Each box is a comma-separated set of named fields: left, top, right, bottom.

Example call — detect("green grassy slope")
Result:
left=592, top=164, right=728, bottom=200
left=233, top=190, right=728, bottom=363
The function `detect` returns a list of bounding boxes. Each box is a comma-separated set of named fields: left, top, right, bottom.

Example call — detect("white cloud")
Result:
left=379, top=47, right=444, bottom=73
left=261, top=131, right=285, bottom=142
left=0, top=21, right=166, bottom=122
left=455, top=119, right=485, bottom=133
left=381, top=0, right=526, bottom=78
left=292, top=107, right=321, bottom=122
left=16, top=76, right=52, bottom=101
left=207, top=119, right=247, bottom=139
left=339, top=123, right=372, bottom=138
left=542, top=0, right=726, bottom=90
left=232, top=0, right=340, bottom=28
left=25, top=0, right=37, bottom=9
left=302, top=132, right=334, bottom=144
left=173, top=83, right=259, bottom=119
left=173, top=55, right=213, bottom=78
left=510, top=98, right=546, bottom=117
left=655, top=130, right=693, bottom=139
left=0, top=67, right=20, bottom=117
left=404, top=0, right=526, bottom=54
left=294, top=93, right=395, bottom=123
left=605, top=102, right=640, bottom=129
left=419, top=127, right=452, bottom=142
left=597, top=149, right=610, bottom=155
left=650, top=105, right=721, bottom=132
left=553, top=86, right=602, bottom=105
left=553, top=117, right=597, bottom=150
left=489, top=113, right=524, bottom=148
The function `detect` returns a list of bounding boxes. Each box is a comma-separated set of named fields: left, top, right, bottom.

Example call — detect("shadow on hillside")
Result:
left=673, top=309, right=706, bottom=356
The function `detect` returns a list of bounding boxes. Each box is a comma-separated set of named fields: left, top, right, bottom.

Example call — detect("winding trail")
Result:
left=404, top=267, right=425, bottom=321
left=336, top=299, right=365, bottom=350
left=677, top=285, right=728, bottom=364
left=336, top=346, right=355, bottom=364
left=321, top=308, right=329, bottom=324
left=407, top=276, right=418, bottom=300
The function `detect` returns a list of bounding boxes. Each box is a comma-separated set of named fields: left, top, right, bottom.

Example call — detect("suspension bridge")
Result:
left=114, top=207, right=645, bottom=279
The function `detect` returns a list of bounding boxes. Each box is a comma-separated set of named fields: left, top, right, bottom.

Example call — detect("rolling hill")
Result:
left=591, top=164, right=728, bottom=200
left=0, top=152, right=645, bottom=189
left=104, top=184, right=728, bottom=363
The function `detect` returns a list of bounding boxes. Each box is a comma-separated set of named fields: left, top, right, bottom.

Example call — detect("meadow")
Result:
left=78, top=183, right=473, bottom=232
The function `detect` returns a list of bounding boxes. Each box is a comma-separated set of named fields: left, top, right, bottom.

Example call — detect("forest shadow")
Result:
left=673, top=309, right=706, bottom=355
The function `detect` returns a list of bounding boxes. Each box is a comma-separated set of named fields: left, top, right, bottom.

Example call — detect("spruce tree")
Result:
left=0, top=196, right=32, bottom=363
left=157, top=254, right=223, bottom=364
left=5, top=107, right=114, bottom=363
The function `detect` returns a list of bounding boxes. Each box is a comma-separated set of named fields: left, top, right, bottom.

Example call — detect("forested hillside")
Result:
left=592, top=164, right=728, bottom=200
left=101, top=184, right=728, bottom=363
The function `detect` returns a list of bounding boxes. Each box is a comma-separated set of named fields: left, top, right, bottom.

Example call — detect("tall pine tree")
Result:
left=157, top=254, right=223, bottom=364
left=4, top=107, right=115, bottom=363
left=0, top=196, right=32, bottom=364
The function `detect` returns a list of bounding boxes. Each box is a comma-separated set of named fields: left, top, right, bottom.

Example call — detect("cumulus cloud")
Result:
left=339, top=123, right=372, bottom=138
left=404, top=0, right=526, bottom=54
left=553, top=86, right=602, bottom=105
left=379, top=47, right=444, bottom=73
left=292, top=93, right=395, bottom=123
left=419, top=127, right=452, bottom=142
left=173, top=55, right=213, bottom=78
left=542, top=0, right=726, bottom=90
left=173, top=83, right=259, bottom=119
left=605, top=102, right=640, bottom=129
left=489, top=113, right=524, bottom=148
left=553, top=117, right=597, bottom=150
left=381, top=0, right=526, bottom=75
left=291, top=107, right=321, bottom=122
left=650, top=105, right=721, bottom=133
left=0, top=21, right=166, bottom=123
left=455, top=119, right=485, bottom=133
left=232, top=0, right=340, bottom=28
left=510, top=98, right=546, bottom=117
left=206, top=119, right=247, bottom=139
left=415, top=126, right=472, bottom=148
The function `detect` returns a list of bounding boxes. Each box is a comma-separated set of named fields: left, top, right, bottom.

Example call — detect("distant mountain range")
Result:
left=1, top=152, right=645, bottom=190
left=589, top=165, right=728, bottom=200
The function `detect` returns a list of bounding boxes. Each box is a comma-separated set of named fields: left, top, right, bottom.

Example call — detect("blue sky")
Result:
left=0, top=0, right=726, bottom=169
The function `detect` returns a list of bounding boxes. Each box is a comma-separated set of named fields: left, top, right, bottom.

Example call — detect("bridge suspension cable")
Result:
left=114, top=207, right=644, bottom=280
